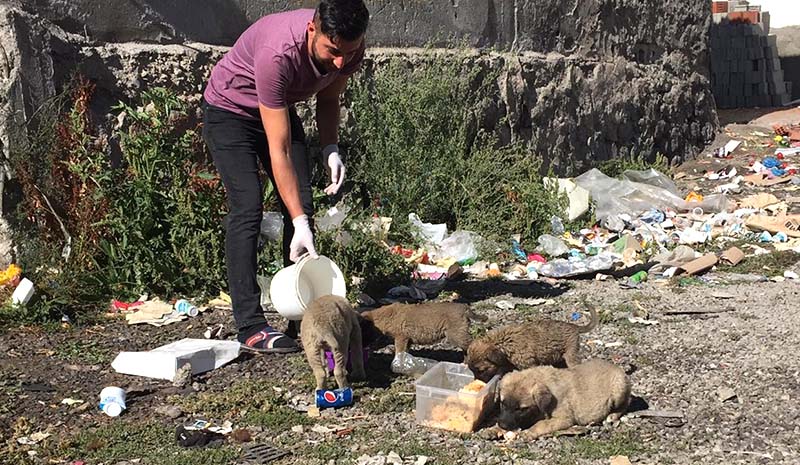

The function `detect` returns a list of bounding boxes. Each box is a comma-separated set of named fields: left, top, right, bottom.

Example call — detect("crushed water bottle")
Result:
left=391, top=352, right=437, bottom=376
left=550, top=215, right=565, bottom=235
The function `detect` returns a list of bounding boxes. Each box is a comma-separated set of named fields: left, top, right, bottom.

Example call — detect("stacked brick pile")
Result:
left=710, top=0, right=792, bottom=108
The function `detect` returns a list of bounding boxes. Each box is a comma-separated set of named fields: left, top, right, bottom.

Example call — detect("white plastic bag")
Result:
left=536, top=234, right=570, bottom=257
left=260, top=212, right=283, bottom=242
left=575, top=168, right=729, bottom=221
left=434, top=230, right=478, bottom=263
left=409, top=213, right=447, bottom=245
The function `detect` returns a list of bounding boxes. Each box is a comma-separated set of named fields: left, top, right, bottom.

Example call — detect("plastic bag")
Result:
left=390, top=351, right=437, bottom=376
left=435, top=230, right=478, bottom=263
left=538, top=253, right=615, bottom=278
left=260, top=212, right=283, bottom=242
left=409, top=213, right=447, bottom=245
left=575, top=168, right=729, bottom=221
left=317, top=204, right=349, bottom=232
left=256, top=275, right=272, bottom=308
left=536, top=234, right=570, bottom=257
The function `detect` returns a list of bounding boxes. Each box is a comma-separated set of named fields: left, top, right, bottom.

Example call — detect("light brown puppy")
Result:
left=360, top=302, right=486, bottom=353
left=300, top=295, right=366, bottom=390
left=497, top=359, right=631, bottom=438
left=466, top=306, right=598, bottom=382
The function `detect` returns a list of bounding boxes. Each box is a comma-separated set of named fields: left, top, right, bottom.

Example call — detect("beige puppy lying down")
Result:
left=497, top=359, right=630, bottom=438
left=300, top=295, right=366, bottom=390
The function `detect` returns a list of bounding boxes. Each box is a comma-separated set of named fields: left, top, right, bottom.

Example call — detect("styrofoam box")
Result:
left=111, top=338, right=240, bottom=380
left=415, top=362, right=499, bottom=433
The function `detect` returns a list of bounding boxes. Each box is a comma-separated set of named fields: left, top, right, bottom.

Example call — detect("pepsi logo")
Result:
left=323, top=391, right=337, bottom=403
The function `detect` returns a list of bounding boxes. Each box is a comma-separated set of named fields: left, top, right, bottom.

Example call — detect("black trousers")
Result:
left=202, top=102, right=314, bottom=331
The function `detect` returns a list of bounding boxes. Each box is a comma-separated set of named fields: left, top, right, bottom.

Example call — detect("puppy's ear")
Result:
left=487, top=348, right=512, bottom=372
left=530, top=382, right=554, bottom=416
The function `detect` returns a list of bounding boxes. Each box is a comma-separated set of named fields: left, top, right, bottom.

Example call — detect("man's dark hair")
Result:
left=315, top=0, right=369, bottom=42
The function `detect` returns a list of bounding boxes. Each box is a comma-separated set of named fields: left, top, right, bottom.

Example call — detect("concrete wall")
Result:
left=774, top=26, right=800, bottom=100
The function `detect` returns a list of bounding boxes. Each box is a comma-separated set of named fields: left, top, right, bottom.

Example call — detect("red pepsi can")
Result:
left=315, top=387, right=354, bottom=408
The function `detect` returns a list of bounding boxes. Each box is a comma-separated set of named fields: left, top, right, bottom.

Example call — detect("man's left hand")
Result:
left=323, top=144, right=345, bottom=195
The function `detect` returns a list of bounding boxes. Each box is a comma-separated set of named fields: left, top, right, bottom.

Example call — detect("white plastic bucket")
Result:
left=269, top=255, right=346, bottom=320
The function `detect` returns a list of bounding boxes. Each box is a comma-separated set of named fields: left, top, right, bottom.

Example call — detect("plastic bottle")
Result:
left=174, top=299, right=199, bottom=317
left=550, top=216, right=565, bottom=235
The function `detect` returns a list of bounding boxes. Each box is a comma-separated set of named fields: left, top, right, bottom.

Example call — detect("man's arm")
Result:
left=316, top=75, right=350, bottom=195
left=316, top=74, right=349, bottom=146
left=259, top=103, right=317, bottom=261
left=259, top=104, right=304, bottom=219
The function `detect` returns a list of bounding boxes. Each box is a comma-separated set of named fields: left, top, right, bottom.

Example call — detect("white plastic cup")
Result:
left=174, top=299, right=199, bottom=317
left=99, top=386, right=126, bottom=417
left=11, top=278, right=34, bottom=305
left=269, top=255, right=346, bottom=320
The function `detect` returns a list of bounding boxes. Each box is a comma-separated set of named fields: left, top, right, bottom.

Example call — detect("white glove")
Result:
left=289, top=214, right=319, bottom=262
left=323, top=144, right=345, bottom=195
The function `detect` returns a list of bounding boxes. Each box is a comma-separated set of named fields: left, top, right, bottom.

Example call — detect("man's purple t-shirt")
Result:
left=204, top=8, right=364, bottom=118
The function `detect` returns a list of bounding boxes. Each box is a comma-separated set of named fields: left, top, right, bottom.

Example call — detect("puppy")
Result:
left=300, top=295, right=366, bottom=390
left=497, top=359, right=630, bottom=438
left=466, top=306, right=598, bottom=382
left=360, top=302, right=486, bottom=353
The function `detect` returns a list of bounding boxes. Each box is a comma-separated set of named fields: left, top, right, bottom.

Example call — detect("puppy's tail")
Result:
left=576, top=302, right=599, bottom=334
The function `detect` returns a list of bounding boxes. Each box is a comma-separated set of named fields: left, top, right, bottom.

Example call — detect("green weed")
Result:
left=57, top=420, right=239, bottom=465
left=346, top=57, right=566, bottom=245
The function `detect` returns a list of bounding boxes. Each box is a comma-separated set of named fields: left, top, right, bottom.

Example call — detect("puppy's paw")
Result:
left=517, top=429, right=544, bottom=441
left=476, top=425, right=506, bottom=441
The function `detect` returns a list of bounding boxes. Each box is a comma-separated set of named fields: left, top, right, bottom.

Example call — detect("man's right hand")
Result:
left=289, top=214, right=319, bottom=262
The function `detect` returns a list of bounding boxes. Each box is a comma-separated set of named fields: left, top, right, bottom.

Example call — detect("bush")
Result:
left=5, top=79, right=410, bottom=324
left=7, top=79, right=228, bottom=322
left=345, top=57, right=566, bottom=244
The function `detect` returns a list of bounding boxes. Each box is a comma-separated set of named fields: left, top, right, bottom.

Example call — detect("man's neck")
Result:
left=307, top=31, right=327, bottom=75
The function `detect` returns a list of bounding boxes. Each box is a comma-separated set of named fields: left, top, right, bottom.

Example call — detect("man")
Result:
left=202, top=0, right=369, bottom=353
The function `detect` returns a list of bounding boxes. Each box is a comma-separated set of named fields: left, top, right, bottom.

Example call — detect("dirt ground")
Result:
left=2, top=107, right=800, bottom=465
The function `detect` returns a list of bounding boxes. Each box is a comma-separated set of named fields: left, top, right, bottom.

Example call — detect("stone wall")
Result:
left=16, top=0, right=710, bottom=65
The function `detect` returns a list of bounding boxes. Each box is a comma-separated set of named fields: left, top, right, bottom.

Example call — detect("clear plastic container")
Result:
left=414, top=362, right=499, bottom=433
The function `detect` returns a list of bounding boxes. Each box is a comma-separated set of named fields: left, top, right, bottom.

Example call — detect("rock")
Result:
left=610, top=456, right=633, bottom=465
left=231, top=428, right=252, bottom=443
left=717, top=387, right=738, bottom=403
left=155, top=405, right=183, bottom=419
left=172, top=363, right=192, bottom=387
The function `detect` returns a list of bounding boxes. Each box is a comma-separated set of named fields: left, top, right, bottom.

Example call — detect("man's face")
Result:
left=308, top=21, right=363, bottom=73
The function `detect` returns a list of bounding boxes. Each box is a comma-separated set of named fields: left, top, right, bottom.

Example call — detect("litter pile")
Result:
left=375, top=125, right=800, bottom=287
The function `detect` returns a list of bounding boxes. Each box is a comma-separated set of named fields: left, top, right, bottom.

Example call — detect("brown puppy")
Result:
left=466, top=306, right=598, bottom=382
left=300, top=295, right=366, bottom=390
left=497, top=359, right=630, bottom=438
left=360, top=302, right=486, bottom=353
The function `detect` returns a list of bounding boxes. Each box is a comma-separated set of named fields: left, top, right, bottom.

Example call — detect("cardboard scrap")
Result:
left=125, top=300, right=183, bottom=326
left=720, top=247, right=745, bottom=266
left=738, top=193, right=780, bottom=210
left=676, top=253, right=717, bottom=276
left=743, top=173, right=792, bottom=187
left=745, top=214, right=800, bottom=238
left=613, top=234, right=642, bottom=254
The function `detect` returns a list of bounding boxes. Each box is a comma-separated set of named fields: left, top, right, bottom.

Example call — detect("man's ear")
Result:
left=307, top=20, right=316, bottom=36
